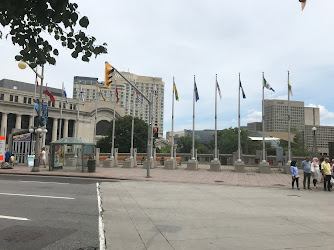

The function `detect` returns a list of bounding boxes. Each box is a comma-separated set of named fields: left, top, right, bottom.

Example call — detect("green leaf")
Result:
left=53, top=49, right=59, bottom=56
left=79, top=16, right=89, bottom=28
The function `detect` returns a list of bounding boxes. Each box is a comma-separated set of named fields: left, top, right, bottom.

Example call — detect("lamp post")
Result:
left=19, top=61, right=44, bottom=172
left=312, top=126, right=317, bottom=157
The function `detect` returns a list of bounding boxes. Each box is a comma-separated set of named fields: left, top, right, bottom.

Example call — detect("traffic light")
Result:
left=105, top=62, right=114, bottom=89
left=153, top=127, right=159, bottom=138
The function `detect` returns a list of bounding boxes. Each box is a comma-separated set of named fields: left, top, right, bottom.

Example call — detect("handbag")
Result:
left=295, top=174, right=299, bottom=178
left=330, top=178, right=334, bottom=185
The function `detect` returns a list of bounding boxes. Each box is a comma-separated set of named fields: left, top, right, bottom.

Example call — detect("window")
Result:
left=59, top=102, right=61, bottom=108
left=10, top=95, right=13, bottom=101
left=48, top=101, right=51, bottom=106
left=63, top=103, right=66, bottom=109
left=70, top=104, right=73, bottom=109
left=28, top=98, right=32, bottom=104
left=73, top=104, right=76, bottom=110
left=52, top=102, right=55, bottom=108
left=0, top=94, right=4, bottom=100
left=24, top=97, right=27, bottom=103
left=15, top=96, right=18, bottom=102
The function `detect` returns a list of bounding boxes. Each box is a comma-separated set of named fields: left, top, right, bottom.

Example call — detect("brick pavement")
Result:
left=0, top=163, right=297, bottom=188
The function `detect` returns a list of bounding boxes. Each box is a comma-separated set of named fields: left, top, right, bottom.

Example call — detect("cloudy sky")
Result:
left=1, top=0, right=334, bottom=134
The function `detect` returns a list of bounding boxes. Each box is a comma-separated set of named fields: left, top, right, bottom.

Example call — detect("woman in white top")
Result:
left=311, top=157, right=321, bottom=188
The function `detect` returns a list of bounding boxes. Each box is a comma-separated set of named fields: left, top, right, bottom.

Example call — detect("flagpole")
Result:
left=130, top=80, right=136, bottom=158
left=94, top=81, right=98, bottom=144
left=76, top=83, right=80, bottom=138
left=262, top=72, right=267, bottom=164
left=238, top=73, right=241, bottom=161
left=58, top=82, right=63, bottom=140
left=171, top=77, right=175, bottom=160
left=32, top=68, right=38, bottom=128
left=214, top=74, right=218, bottom=161
left=111, top=83, right=116, bottom=159
left=287, top=71, right=291, bottom=165
left=192, top=75, right=196, bottom=160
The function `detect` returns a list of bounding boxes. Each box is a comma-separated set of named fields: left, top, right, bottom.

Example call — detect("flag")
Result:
left=288, top=80, right=293, bottom=96
left=173, top=83, right=179, bottom=101
left=80, top=86, right=85, bottom=104
left=35, top=73, right=39, bottom=87
left=300, top=0, right=306, bottom=11
left=216, top=80, right=222, bottom=99
left=116, top=87, right=119, bottom=103
left=45, top=88, right=55, bottom=102
left=98, top=87, right=106, bottom=101
left=240, top=81, right=246, bottom=99
left=263, top=77, right=275, bottom=92
left=194, top=81, right=199, bottom=102
left=63, top=86, right=68, bottom=104
left=137, top=91, right=142, bottom=103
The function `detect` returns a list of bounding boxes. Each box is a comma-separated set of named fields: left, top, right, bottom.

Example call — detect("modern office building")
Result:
left=0, top=78, right=125, bottom=145
left=73, top=71, right=165, bottom=137
left=248, top=99, right=333, bottom=155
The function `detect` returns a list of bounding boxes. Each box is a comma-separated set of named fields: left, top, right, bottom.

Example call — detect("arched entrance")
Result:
left=96, top=120, right=110, bottom=136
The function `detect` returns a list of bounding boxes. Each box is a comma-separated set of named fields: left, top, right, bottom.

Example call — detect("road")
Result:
left=0, top=174, right=117, bottom=250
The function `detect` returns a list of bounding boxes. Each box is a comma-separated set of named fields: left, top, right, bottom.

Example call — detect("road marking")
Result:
left=0, top=192, right=75, bottom=200
left=20, top=181, right=69, bottom=185
left=96, top=182, right=106, bottom=250
left=0, top=215, right=30, bottom=221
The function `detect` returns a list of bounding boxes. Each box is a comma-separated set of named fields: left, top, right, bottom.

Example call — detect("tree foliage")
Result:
left=0, top=0, right=107, bottom=67
left=278, top=128, right=309, bottom=156
left=97, top=116, right=148, bottom=153
left=176, top=136, right=212, bottom=154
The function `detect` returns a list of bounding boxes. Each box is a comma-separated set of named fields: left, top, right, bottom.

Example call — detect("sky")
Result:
left=1, top=0, right=334, bottom=135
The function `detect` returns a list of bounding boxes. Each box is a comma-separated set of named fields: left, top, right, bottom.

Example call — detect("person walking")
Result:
left=291, top=161, right=300, bottom=190
left=311, top=157, right=321, bottom=188
left=301, top=156, right=312, bottom=189
left=321, top=157, right=331, bottom=192
left=319, top=157, right=325, bottom=183
left=40, top=147, right=46, bottom=168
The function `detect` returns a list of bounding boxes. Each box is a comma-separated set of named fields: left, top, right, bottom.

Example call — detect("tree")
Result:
left=97, top=116, right=148, bottom=153
left=278, top=129, right=309, bottom=156
left=176, top=136, right=211, bottom=154
left=0, top=0, right=107, bottom=67
left=216, top=127, right=275, bottom=155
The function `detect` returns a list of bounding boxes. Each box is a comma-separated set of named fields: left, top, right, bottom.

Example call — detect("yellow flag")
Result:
left=98, top=87, right=106, bottom=101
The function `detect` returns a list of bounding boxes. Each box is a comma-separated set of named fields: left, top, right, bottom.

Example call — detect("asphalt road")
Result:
left=0, top=174, right=118, bottom=250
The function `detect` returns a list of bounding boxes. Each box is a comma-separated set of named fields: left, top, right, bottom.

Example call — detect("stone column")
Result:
left=52, top=118, right=58, bottom=142
left=29, top=115, right=33, bottom=128
left=63, top=119, right=69, bottom=138
left=15, top=114, right=22, bottom=130
left=1, top=113, right=8, bottom=136
left=72, top=120, right=76, bottom=138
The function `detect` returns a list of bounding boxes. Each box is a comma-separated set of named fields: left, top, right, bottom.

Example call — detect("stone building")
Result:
left=0, top=78, right=125, bottom=145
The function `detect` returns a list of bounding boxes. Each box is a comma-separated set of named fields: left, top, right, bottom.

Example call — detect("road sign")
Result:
left=0, top=136, right=5, bottom=161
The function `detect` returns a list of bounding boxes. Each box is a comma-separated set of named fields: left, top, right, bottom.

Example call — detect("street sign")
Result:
left=0, top=136, right=5, bottom=161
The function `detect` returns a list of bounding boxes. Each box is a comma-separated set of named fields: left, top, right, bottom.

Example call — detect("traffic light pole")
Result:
left=109, top=64, right=152, bottom=178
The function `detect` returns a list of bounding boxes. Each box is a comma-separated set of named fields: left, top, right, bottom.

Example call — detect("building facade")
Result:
left=248, top=99, right=333, bottom=155
left=73, top=71, right=165, bottom=138
left=0, top=79, right=125, bottom=145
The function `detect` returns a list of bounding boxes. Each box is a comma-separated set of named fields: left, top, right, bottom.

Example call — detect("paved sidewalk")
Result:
left=100, top=181, right=334, bottom=250
left=0, top=164, right=296, bottom=187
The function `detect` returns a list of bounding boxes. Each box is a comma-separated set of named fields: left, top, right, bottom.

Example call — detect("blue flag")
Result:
left=240, top=81, right=246, bottom=99
left=194, top=81, right=199, bottom=102
left=63, top=87, right=68, bottom=104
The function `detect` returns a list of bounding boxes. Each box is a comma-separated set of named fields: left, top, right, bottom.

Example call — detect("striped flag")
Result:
left=216, top=79, right=222, bottom=99
left=98, top=87, right=106, bottom=101
left=240, top=81, right=246, bottom=99
left=288, top=80, right=293, bottom=96
left=173, top=82, right=179, bottom=101
left=194, top=80, right=199, bottom=102
left=263, top=77, right=275, bottom=92
left=63, top=86, right=68, bottom=104
left=137, top=91, right=142, bottom=103
left=35, top=73, right=39, bottom=87
left=116, top=87, right=119, bottom=103
left=80, top=86, right=85, bottom=104
left=45, top=88, right=55, bottom=102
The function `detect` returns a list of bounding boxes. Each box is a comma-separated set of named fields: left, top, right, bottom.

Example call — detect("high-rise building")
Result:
left=248, top=99, right=334, bottom=155
left=73, top=72, right=165, bottom=137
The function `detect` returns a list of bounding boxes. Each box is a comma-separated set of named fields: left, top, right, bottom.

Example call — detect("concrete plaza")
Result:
left=101, top=181, right=334, bottom=250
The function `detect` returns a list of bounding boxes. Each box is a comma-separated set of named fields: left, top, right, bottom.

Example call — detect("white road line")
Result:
left=0, top=215, right=30, bottom=221
left=96, top=182, right=106, bottom=250
left=20, top=181, right=69, bottom=185
left=0, top=192, right=75, bottom=200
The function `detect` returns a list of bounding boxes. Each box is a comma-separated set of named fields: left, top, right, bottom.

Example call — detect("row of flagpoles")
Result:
left=169, top=72, right=293, bottom=164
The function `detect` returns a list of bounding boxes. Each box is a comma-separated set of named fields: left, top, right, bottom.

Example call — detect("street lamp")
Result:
left=19, top=61, right=45, bottom=172
left=312, top=126, right=317, bottom=157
